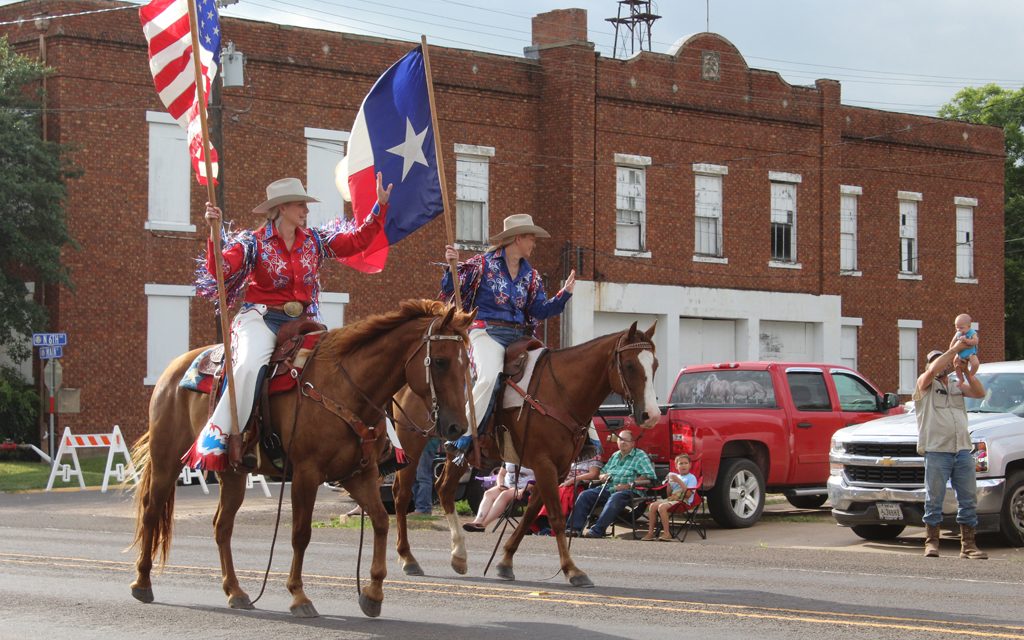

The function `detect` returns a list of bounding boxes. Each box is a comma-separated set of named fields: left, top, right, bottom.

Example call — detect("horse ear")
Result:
left=627, top=321, right=638, bottom=340
left=643, top=321, right=657, bottom=340
left=464, top=307, right=478, bottom=327
left=441, top=304, right=457, bottom=329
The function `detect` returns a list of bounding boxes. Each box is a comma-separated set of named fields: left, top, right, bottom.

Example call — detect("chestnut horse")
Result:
left=391, top=322, right=660, bottom=586
left=129, top=300, right=474, bottom=618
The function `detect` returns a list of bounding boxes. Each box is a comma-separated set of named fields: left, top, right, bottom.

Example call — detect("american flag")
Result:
left=140, top=0, right=221, bottom=185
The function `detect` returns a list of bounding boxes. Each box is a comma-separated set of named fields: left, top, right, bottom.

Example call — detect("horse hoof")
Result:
left=131, top=586, right=154, bottom=604
left=451, top=557, right=468, bottom=575
left=228, top=594, right=255, bottom=610
left=569, top=573, right=595, bottom=588
left=495, top=564, right=515, bottom=581
left=358, top=592, right=382, bottom=618
left=290, top=602, right=319, bottom=618
left=403, top=562, right=424, bottom=576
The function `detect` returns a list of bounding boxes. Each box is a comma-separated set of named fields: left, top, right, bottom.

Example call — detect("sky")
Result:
left=2, top=0, right=1022, bottom=115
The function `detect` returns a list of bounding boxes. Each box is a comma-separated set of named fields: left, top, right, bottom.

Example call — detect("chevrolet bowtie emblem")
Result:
left=878, top=457, right=896, bottom=466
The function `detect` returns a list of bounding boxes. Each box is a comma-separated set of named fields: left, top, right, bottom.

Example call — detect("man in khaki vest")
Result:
left=913, top=345, right=987, bottom=559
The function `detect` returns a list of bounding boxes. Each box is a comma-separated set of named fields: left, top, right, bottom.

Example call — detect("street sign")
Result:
left=43, top=359, right=63, bottom=392
left=32, top=333, right=67, bottom=347
left=39, top=346, right=63, bottom=359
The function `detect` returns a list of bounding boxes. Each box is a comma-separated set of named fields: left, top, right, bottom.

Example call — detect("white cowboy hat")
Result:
left=489, top=214, right=551, bottom=244
left=252, top=178, right=319, bottom=213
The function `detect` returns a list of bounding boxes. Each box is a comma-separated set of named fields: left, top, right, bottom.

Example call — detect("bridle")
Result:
left=401, top=316, right=469, bottom=430
left=612, top=334, right=656, bottom=418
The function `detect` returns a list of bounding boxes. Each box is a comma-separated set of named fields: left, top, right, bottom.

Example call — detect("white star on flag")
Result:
left=386, top=118, right=430, bottom=181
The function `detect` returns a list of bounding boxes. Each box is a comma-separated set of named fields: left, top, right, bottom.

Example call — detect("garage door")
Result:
left=760, top=320, right=813, bottom=361
left=679, top=317, right=736, bottom=366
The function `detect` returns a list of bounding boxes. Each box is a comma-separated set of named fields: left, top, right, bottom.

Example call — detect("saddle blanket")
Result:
left=179, top=332, right=323, bottom=397
left=502, top=348, right=545, bottom=410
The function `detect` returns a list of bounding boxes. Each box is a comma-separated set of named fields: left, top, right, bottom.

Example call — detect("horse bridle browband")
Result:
left=613, top=335, right=655, bottom=416
left=401, top=316, right=468, bottom=429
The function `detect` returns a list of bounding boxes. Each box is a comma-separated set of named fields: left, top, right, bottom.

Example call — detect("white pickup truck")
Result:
left=828, top=361, right=1024, bottom=546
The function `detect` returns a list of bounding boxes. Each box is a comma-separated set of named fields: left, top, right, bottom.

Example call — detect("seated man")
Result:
left=567, top=430, right=656, bottom=538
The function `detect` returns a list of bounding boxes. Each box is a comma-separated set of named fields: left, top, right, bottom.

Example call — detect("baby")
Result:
left=950, top=313, right=979, bottom=375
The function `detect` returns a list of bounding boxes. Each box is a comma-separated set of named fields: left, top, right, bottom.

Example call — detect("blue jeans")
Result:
left=412, top=438, right=439, bottom=512
left=567, top=485, right=633, bottom=535
left=923, top=450, right=978, bottom=527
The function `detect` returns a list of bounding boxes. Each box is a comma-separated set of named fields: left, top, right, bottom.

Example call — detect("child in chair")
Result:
left=641, top=453, right=698, bottom=541
left=950, top=313, right=980, bottom=375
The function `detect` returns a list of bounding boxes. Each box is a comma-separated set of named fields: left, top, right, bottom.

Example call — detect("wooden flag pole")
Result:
left=187, top=0, right=241, bottom=449
left=421, top=36, right=479, bottom=464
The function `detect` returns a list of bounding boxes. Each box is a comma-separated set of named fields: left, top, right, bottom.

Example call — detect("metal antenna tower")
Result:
left=606, top=0, right=661, bottom=59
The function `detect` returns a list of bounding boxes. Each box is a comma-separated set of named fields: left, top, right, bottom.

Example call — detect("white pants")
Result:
left=205, top=305, right=276, bottom=434
left=468, top=328, right=506, bottom=429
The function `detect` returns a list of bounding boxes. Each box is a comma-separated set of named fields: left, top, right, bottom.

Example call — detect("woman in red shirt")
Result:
left=182, top=173, right=392, bottom=471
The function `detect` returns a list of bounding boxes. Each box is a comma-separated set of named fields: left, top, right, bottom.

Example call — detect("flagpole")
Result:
left=421, top=36, right=479, bottom=465
left=187, top=0, right=241, bottom=450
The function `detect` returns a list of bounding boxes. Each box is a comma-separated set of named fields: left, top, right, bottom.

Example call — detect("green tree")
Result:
left=938, top=84, right=1024, bottom=359
left=0, top=36, right=75, bottom=363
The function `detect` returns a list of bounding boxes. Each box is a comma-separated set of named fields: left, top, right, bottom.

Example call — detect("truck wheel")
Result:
left=999, top=471, right=1024, bottom=547
left=709, top=458, right=765, bottom=528
left=851, top=524, right=905, bottom=540
left=786, top=495, right=828, bottom=510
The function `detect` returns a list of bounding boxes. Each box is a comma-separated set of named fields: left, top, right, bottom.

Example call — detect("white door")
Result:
left=679, top=317, right=736, bottom=366
left=760, top=320, right=813, bottom=362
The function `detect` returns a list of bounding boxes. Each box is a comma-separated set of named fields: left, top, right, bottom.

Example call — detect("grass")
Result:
left=313, top=512, right=445, bottom=530
left=0, top=456, right=114, bottom=492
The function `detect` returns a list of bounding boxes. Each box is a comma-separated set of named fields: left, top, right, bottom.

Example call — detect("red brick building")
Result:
left=1, top=1, right=1004, bottom=443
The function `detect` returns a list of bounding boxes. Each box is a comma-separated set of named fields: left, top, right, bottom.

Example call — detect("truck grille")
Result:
left=845, top=442, right=919, bottom=457
left=845, top=465, right=925, bottom=484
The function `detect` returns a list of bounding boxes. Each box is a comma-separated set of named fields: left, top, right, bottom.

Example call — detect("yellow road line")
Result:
left=1, top=552, right=1020, bottom=638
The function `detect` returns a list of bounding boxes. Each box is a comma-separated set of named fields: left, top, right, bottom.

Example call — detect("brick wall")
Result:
left=0, top=1, right=1004, bottom=440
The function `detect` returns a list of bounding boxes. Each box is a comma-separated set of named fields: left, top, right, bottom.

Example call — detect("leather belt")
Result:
left=267, top=301, right=308, bottom=318
left=473, top=319, right=528, bottom=330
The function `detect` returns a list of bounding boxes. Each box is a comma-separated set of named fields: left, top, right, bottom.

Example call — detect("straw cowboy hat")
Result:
left=489, top=214, right=551, bottom=244
left=252, top=178, right=319, bottom=213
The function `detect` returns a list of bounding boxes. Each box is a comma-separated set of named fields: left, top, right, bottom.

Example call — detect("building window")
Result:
left=770, top=181, right=797, bottom=262
left=615, top=154, right=651, bottom=254
left=694, top=165, right=726, bottom=258
left=898, top=320, right=921, bottom=395
left=146, top=111, right=193, bottom=232
left=840, top=185, right=861, bottom=272
left=956, top=198, right=976, bottom=279
left=305, top=127, right=348, bottom=229
left=455, top=144, right=494, bottom=248
left=899, top=192, right=921, bottom=274
left=840, top=317, right=861, bottom=370
left=144, top=284, right=194, bottom=385
left=318, top=292, right=350, bottom=330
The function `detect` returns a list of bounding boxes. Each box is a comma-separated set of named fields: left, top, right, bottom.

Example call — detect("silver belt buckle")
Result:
left=282, top=301, right=304, bottom=317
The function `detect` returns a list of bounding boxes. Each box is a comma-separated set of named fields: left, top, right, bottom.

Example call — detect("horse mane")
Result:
left=317, top=298, right=460, bottom=362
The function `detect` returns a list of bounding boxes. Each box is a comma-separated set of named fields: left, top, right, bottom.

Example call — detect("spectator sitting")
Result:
left=640, top=453, right=697, bottom=541
left=532, top=438, right=604, bottom=535
left=463, top=462, right=534, bottom=532
left=566, top=430, right=656, bottom=538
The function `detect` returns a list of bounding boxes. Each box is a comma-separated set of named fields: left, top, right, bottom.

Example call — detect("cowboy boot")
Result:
left=959, top=524, right=989, bottom=559
left=227, top=433, right=243, bottom=469
left=923, top=524, right=941, bottom=557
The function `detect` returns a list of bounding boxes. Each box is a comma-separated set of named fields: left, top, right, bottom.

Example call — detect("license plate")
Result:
left=876, top=502, right=903, bottom=520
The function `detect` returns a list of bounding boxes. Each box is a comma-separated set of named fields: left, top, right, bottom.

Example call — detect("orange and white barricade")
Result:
left=45, top=425, right=139, bottom=492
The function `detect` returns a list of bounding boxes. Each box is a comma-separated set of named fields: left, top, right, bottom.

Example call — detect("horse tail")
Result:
left=128, top=431, right=176, bottom=567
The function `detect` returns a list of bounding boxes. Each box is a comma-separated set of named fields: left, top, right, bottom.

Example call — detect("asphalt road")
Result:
left=1, top=484, right=1022, bottom=640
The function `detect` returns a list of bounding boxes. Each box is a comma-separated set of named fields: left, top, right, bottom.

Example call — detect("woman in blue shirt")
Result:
left=442, top=214, right=576, bottom=454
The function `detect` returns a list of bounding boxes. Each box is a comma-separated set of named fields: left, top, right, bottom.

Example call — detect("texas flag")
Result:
left=337, top=47, right=444, bottom=273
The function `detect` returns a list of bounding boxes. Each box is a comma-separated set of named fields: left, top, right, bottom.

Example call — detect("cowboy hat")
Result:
left=489, top=214, right=551, bottom=244
left=252, top=178, right=319, bottom=213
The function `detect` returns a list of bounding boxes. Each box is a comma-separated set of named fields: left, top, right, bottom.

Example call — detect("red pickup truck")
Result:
left=593, top=362, right=902, bottom=528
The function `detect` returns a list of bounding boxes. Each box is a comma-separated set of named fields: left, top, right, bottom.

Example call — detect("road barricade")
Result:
left=179, top=466, right=271, bottom=497
left=45, top=425, right=139, bottom=492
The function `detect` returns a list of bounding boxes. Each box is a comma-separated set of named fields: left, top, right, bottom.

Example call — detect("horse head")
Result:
left=611, top=321, right=661, bottom=428
left=403, top=304, right=476, bottom=442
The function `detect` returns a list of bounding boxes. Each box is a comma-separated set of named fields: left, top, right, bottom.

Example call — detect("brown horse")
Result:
left=129, top=300, right=474, bottom=618
left=391, top=322, right=660, bottom=586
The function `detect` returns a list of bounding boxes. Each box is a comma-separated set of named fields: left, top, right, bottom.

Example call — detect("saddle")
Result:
left=502, top=336, right=544, bottom=383
left=186, top=318, right=327, bottom=470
